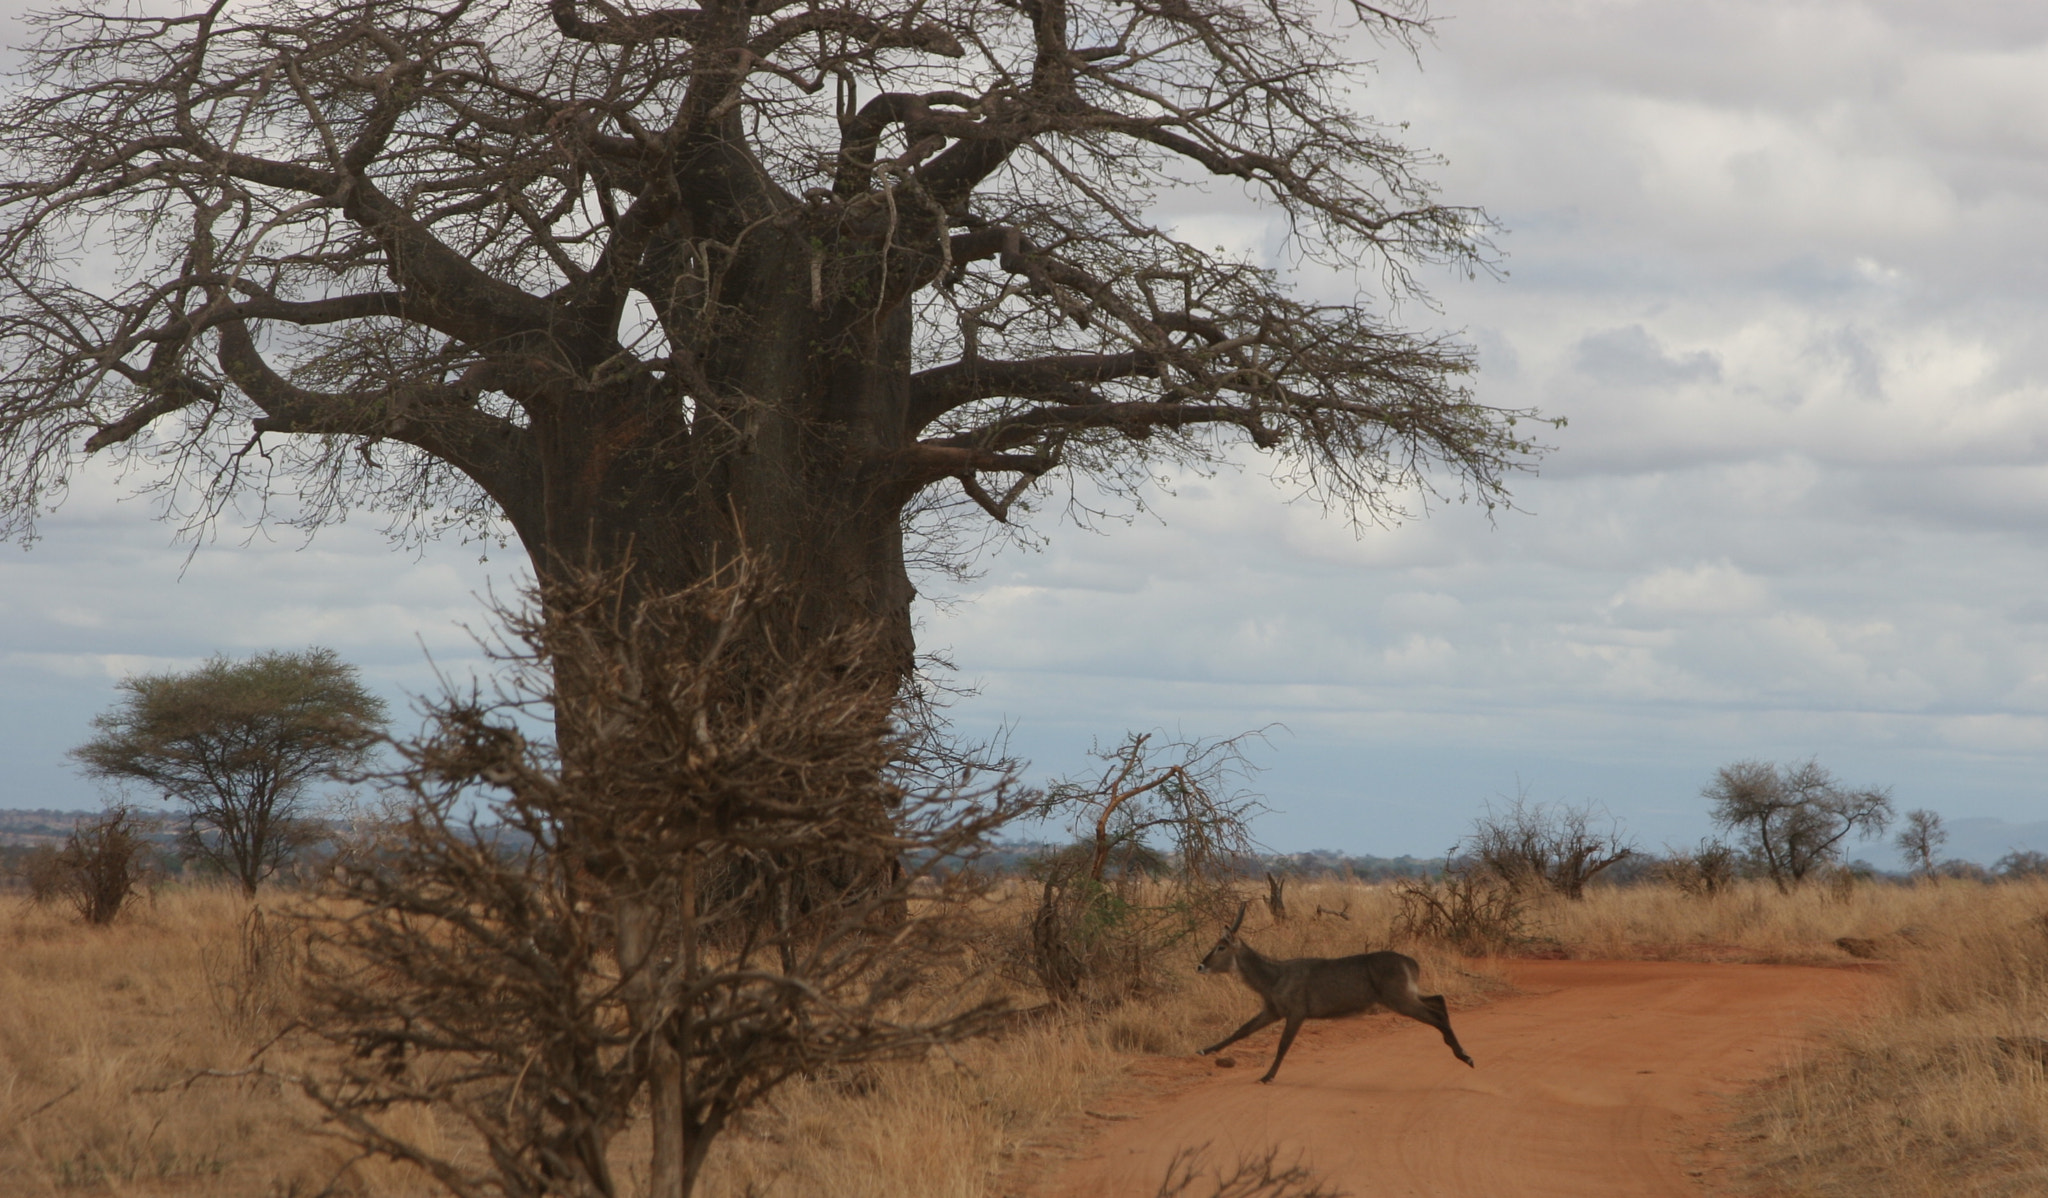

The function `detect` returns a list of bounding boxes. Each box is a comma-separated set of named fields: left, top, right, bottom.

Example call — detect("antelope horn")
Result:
left=1226, top=901, right=1248, bottom=937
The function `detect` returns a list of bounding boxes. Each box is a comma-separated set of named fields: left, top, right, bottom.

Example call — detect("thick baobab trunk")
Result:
left=504, top=264, right=922, bottom=688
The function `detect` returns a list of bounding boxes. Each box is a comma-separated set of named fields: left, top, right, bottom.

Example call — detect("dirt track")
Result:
left=1040, top=960, right=1880, bottom=1197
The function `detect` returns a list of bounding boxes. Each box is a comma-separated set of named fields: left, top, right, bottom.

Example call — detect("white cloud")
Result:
left=7, top=652, right=206, bottom=681
left=1611, top=561, right=1770, bottom=617
left=6, top=0, right=2048, bottom=870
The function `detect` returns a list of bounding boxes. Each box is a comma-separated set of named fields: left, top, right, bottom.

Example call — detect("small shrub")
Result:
left=21, top=843, right=69, bottom=904
left=1463, top=794, right=1633, bottom=900
left=1022, top=730, right=1265, bottom=1005
left=55, top=807, right=155, bottom=925
left=1392, top=869, right=1527, bottom=955
left=1025, top=867, right=1216, bottom=1005
left=1656, top=839, right=1740, bottom=897
left=1938, top=858, right=1993, bottom=883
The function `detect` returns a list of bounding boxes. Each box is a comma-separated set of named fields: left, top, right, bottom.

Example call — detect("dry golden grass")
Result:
left=0, top=887, right=440, bottom=1197
left=1530, top=873, right=1996, bottom=962
left=1736, top=878, right=2048, bottom=1198
left=4, top=874, right=2042, bottom=1197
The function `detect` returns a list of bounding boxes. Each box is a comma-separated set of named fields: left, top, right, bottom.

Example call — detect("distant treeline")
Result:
left=10, top=813, right=2047, bottom=892
left=972, top=841, right=1446, bottom=881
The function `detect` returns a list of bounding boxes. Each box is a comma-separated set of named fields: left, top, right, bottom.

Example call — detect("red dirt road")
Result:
left=1041, top=960, right=1880, bottom=1197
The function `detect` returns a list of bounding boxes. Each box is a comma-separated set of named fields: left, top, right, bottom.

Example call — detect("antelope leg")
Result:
left=1199, top=1009, right=1279, bottom=1056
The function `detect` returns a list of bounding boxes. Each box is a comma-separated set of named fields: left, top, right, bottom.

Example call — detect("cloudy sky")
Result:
left=4, top=0, right=2046, bottom=866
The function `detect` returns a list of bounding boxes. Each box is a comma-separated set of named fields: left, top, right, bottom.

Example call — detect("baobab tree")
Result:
left=0, top=0, right=1544, bottom=691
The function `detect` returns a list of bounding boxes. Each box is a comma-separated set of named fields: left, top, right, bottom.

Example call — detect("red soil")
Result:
left=1033, top=960, right=1881, bottom=1197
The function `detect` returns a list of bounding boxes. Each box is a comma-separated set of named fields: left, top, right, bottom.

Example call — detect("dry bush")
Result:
left=19, top=843, right=67, bottom=904
left=48, top=807, right=156, bottom=925
left=1392, top=870, right=1529, bottom=955
left=201, top=905, right=307, bottom=1035
left=1652, top=839, right=1739, bottom=897
left=1463, top=794, right=1634, bottom=900
left=1025, top=874, right=1226, bottom=1007
left=1739, top=879, right=2048, bottom=1197
left=1264, top=873, right=1290, bottom=923
left=282, top=561, right=1026, bottom=1198
left=1023, top=732, right=1264, bottom=1007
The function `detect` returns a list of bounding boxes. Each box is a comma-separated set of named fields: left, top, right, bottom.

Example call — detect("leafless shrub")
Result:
left=48, top=807, right=155, bottom=925
left=282, top=559, right=1024, bottom=1198
left=1392, top=868, right=1528, bottom=956
left=1463, top=793, right=1634, bottom=900
left=1155, top=1146, right=1346, bottom=1198
left=1025, top=731, right=1267, bottom=1004
left=1941, top=858, right=1995, bottom=883
left=1656, top=838, right=1741, bottom=897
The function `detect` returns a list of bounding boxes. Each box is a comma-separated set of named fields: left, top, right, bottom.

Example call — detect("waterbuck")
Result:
left=1195, top=903, right=1476, bottom=1083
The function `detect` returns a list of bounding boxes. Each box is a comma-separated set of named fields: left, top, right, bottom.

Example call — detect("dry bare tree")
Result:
left=1896, top=808, right=1945, bottom=879
left=288, top=561, right=1022, bottom=1198
left=1705, top=759, right=1892, bottom=893
left=1045, top=728, right=1267, bottom=888
left=1026, top=729, right=1264, bottom=1002
left=0, top=0, right=1547, bottom=698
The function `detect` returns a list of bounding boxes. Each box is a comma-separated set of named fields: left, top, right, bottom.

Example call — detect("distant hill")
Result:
left=1942, top=817, right=2048, bottom=867
left=0, top=808, right=97, bottom=847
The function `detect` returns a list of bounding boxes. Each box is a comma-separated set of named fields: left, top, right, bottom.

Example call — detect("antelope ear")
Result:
left=1226, top=901, right=1248, bottom=937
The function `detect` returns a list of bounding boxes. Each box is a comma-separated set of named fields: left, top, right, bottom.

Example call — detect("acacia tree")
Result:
left=71, top=648, right=387, bottom=896
left=0, top=0, right=1543, bottom=689
left=1704, top=759, right=1893, bottom=893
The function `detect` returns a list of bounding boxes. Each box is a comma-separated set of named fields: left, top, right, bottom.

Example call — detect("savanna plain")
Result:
left=3, top=874, right=2046, bottom=1198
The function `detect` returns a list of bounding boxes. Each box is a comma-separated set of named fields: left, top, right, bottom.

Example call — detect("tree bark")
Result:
left=505, top=258, right=921, bottom=686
